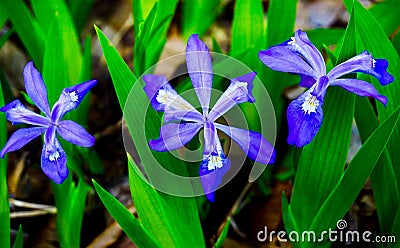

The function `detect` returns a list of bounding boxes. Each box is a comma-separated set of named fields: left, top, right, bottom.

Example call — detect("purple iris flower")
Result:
left=0, top=62, right=96, bottom=183
left=259, top=30, right=394, bottom=147
left=144, top=34, right=276, bottom=202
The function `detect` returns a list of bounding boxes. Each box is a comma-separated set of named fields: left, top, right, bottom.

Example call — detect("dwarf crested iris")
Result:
left=259, top=30, right=394, bottom=147
left=144, top=34, right=275, bottom=202
left=0, top=62, right=96, bottom=183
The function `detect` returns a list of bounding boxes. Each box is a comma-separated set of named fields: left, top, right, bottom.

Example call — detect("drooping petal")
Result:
left=23, top=62, right=51, bottom=116
left=289, top=30, right=326, bottom=77
left=286, top=90, right=324, bottom=147
left=57, top=120, right=95, bottom=147
left=214, top=123, right=275, bottom=164
left=259, top=46, right=316, bottom=78
left=330, top=78, right=387, bottom=105
left=0, top=99, right=50, bottom=126
left=327, top=51, right=394, bottom=86
left=41, top=139, right=68, bottom=184
left=143, top=74, right=203, bottom=123
left=51, top=80, right=97, bottom=122
left=199, top=138, right=231, bottom=202
left=0, top=127, right=46, bottom=158
left=149, top=122, right=203, bottom=152
left=186, top=34, right=213, bottom=113
left=203, top=121, right=217, bottom=156
left=208, top=72, right=257, bottom=122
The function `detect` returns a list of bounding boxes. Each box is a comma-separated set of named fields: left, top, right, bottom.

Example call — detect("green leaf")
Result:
left=66, top=0, right=94, bottom=33
left=133, top=0, right=178, bottom=75
left=52, top=176, right=89, bottom=248
left=95, top=26, right=135, bottom=110
left=262, top=0, right=298, bottom=130
left=0, top=2, right=7, bottom=28
left=214, top=218, right=230, bottom=248
left=182, top=0, right=224, bottom=39
left=306, top=28, right=345, bottom=50
left=132, top=0, right=156, bottom=36
left=354, top=95, right=400, bottom=236
left=43, top=12, right=83, bottom=105
left=345, top=0, right=400, bottom=182
left=97, top=26, right=205, bottom=247
left=0, top=69, right=9, bottom=248
left=369, top=0, right=400, bottom=36
left=231, top=0, right=265, bottom=57
left=12, top=225, right=24, bottom=248
left=93, top=180, right=163, bottom=248
left=289, top=7, right=357, bottom=231
left=310, top=104, right=400, bottom=235
left=1, top=0, right=45, bottom=66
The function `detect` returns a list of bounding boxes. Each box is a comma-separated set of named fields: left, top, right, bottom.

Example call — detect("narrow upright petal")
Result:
left=0, top=100, right=50, bottom=126
left=327, top=51, right=394, bottom=86
left=208, top=72, right=257, bottom=122
left=51, top=80, right=97, bottom=122
left=23, top=62, right=51, bottom=116
left=149, top=122, right=203, bottom=151
left=199, top=139, right=230, bottom=202
left=203, top=121, right=217, bottom=156
left=287, top=90, right=324, bottom=147
left=0, top=127, right=46, bottom=158
left=57, top=120, right=95, bottom=147
left=330, top=78, right=387, bottom=105
left=214, top=123, right=275, bottom=164
left=259, top=46, right=316, bottom=78
left=41, top=139, right=68, bottom=184
left=288, top=30, right=326, bottom=77
left=299, top=74, right=317, bottom=88
left=143, top=74, right=203, bottom=123
left=186, top=34, right=213, bottom=113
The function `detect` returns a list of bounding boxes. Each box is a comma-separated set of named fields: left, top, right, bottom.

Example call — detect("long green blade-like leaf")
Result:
left=66, top=0, right=94, bottom=33
left=310, top=105, right=400, bottom=233
left=369, top=0, right=400, bottom=37
left=344, top=0, right=400, bottom=183
left=12, top=225, right=24, bottom=248
left=1, top=0, right=45, bottom=67
left=355, top=96, right=400, bottom=235
left=43, top=12, right=83, bottom=105
left=96, top=26, right=205, bottom=247
left=0, top=63, right=9, bottom=248
left=290, top=7, right=357, bottom=231
left=93, top=180, right=163, bottom=248
left=182, top=0, right=223, bottom=39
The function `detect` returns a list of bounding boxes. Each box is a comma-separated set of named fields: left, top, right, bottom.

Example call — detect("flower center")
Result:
left=156, top=89, right=192, bottom=110
left=207, top=155, right=223, bottom=171
left=301, top=94, right=319, bottom=114
left=49, top=150, right=60, bottom=161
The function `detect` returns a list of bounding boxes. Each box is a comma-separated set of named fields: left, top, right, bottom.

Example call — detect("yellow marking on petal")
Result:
left=207, top=155, right=223, bottom=170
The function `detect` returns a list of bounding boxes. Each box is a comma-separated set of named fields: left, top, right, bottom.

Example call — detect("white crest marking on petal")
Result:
left=301, top=94, right=319, bottom=115
left=207, top=154, right=223, bottom=170
left=69, top=91, right=78, bottom=102
left=156, top=89, right=192, bottom=110
left=49, top=150, right=60, bottom=161
left=372, top=59, right=376, bottom=68
left=288, top=37, right=296, bottom=46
